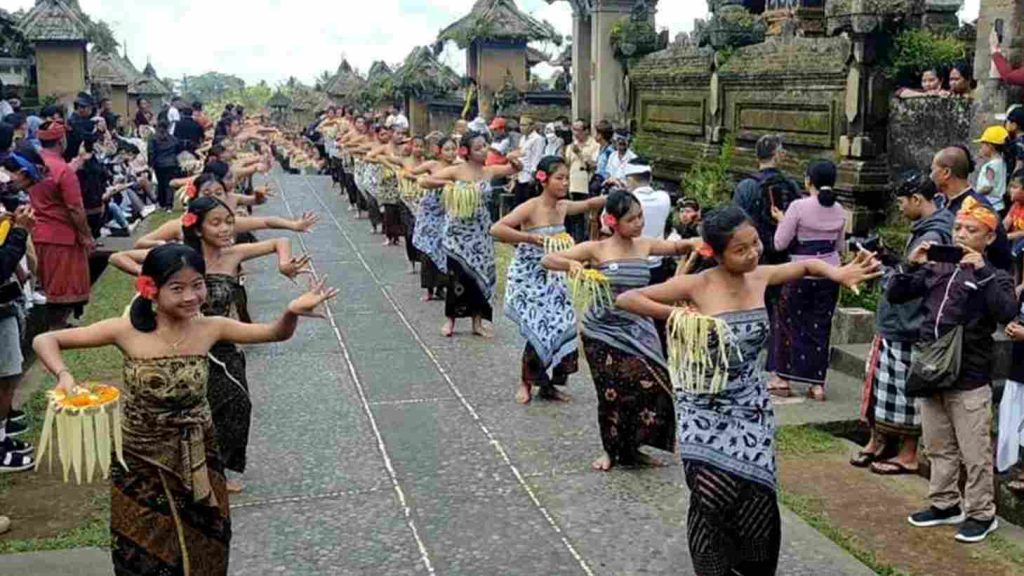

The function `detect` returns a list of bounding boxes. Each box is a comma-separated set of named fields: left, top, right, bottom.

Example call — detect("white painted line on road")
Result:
left=232, top=481, right=387, bottom=510
left=368, top=397, right=455, bottom=407
left=300, top=175, right=597, bottom=576
left=273, top=173, right=437, bottom=576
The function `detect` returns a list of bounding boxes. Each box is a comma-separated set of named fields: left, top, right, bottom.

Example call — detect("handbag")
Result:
left=906, top=325, right=964, bottom=397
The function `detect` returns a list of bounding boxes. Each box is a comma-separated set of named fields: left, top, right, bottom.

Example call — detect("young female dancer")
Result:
left=398, top=136, right=427, bottom=274
left=419, top=131, right=521, bottom=337
left=110, top=197, right=310, bottom=492
left=33, top=243, right=335, bottom=576
left=492, top=155, right=605, bottom=404
left=542, top=190, right=697, bottom=469
left=134, top=174, right=318, bottom=249
left=405, top=136, right=458, bottom=301
left=616, top=206, right=880, bottom=575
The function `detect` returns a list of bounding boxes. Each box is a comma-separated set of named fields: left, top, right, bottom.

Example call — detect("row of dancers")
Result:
left=318, top=109, right=881, bottom=575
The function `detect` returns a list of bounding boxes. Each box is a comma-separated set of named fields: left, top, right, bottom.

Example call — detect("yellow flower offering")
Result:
left=543, top=232, right=575, bottom=254
left=569, top=268, right=614, bottom=311
left=666, top=308, right=737, bottom=395
left=443, top=181, right=480, bottom=219
left=36, top=383, right=127, bottom=484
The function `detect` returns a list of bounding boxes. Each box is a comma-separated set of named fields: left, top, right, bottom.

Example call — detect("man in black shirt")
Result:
left=64, top=94, right=96, bottom=163
left=173, top=107, right=205, bottom=153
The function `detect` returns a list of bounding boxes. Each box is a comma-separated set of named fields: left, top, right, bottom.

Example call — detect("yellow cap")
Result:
left=975, top=125, right=1010, bottom=146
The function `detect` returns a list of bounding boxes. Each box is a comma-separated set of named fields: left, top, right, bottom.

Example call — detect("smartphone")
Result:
left=996, top=19, right=1005, bottom=45
left=926, top=244, right=965, bottom=264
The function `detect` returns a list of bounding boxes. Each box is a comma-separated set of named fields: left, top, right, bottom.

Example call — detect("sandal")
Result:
left=807, top=386, right=827, bottom=402
left=850, top=450, right=880, bottom=468
left=870, top=460, right=918, bottom=476
left=0, top=450, right=34, bottom=473
left=1007, top=479, right=1024, bottom=494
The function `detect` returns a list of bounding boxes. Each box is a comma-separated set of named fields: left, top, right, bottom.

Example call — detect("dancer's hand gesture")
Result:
left=295, top=211, right=320, bottom=233
left=834, top=250, right=882, bottom=293
left=287, top=277, right=338, bottom=318
left=279, top=254, right=312, bottom=280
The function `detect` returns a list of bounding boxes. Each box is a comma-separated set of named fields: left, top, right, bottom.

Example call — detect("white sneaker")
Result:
left=141, top=205, right=157, bottom=217
left=30, top=291, right=46, bottom=305
left=128, top=221, right=138, bottom=233
left=100, top=227, right=112, bottom=237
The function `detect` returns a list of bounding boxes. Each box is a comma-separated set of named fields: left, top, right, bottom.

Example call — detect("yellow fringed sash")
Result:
left=568, top=269, right=614, bottom=311
left=35, top=383, right=128, bottom=483
left=666, top=308, right=738, bottom=395
left=543, top=232, right=575, bottom=254
left=443, top=181, right=480, bottom=219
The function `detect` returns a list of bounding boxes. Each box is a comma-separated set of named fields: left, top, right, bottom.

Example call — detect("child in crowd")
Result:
left=1005, top=170, right=1024, bottom=285
left=975, top=126, right=1009, bottom=212
left=897, top=197, right=1018, bottom=543
left=1003, top=106, right=1024, bottom=176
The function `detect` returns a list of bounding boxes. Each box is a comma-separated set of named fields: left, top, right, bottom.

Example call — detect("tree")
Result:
left=84, top=18, right=119, bottom=54
left=179, top=72, right=246, bottom=103
left=315, top=70, right=332, bottom=91
left=0, top=10, right=29, bottom=58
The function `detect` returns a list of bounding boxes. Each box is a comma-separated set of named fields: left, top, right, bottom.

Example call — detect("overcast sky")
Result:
left=0, top=0, right=709, bottom=85
left=1, top=0, right=982, bottom=86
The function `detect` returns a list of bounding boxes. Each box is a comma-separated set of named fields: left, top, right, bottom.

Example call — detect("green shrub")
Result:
left=679, top=135, right=736, bottom=209
left=885, top=28, right=968, bottom=86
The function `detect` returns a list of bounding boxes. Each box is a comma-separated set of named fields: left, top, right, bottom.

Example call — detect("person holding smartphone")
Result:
left=891, top=197, right=1017, bottom=543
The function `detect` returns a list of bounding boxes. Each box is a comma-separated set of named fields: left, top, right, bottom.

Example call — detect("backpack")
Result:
left=746, top=171, right=800, bottom=263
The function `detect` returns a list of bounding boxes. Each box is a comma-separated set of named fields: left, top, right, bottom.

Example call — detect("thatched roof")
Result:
left=89, top=50, right=136, bottom=86
left=325, top=58, right=365, bottom=98
left=19, top=0, right=87, bottom=42
left=289, top=84, right=331, bottom=112
left=437, top=0, right=561, bottom=49
left=130, top=62, right=171, bottom=97
left=268, top=91, right=291, bottom=109
left=366, top=61, right=392, bottom=84
left=393, top=46, right=461, bottom=98
left=526, top=46, right=549, bottom=67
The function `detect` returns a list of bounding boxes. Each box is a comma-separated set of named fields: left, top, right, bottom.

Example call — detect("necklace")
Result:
left=156, top=327, right=189, bottom=352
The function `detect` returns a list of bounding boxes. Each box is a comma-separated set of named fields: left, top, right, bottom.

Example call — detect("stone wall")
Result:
left=427, top=98, right=464, bottom=134
left=888, top=96, right=973, bottom=177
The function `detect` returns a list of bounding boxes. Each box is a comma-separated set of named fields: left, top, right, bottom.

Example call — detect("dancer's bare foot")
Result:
left=471, top=318, right=493, bottom=338
left=382, top=239, right=391, bottom=247
left=515, top=381, right=532, bottom=404
left=226, top=479, right=245, bottom=493
left=592, top=452, right=613, bottom=472
left=441, top=318, right=455, bottom=337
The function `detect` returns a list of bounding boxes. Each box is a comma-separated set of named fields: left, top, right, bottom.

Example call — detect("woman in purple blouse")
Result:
left=770, top=159, right=847, bottom=401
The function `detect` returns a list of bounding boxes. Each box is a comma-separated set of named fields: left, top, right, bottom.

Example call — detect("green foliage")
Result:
left=885, top=28, right=968, bottom=85
left=839, top=283, right=882, bottom=312
left=679, top=136, right=736, bottom=210
left=178, top=72, right=247, bottom=105
left=444, top=16, right=499, bottom=49
left=84, top=18, right=118, bottom=54
left=0, top=10, right=29, bottom=58
left=776, top=426, right=841, bottom=456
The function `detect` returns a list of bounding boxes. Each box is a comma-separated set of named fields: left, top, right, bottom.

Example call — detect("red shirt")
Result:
left=1008, top=202, right=1024, bottom=233
left=29, top=149, right=85, bottom=246
left=993, top=53, right=1024, bottom=86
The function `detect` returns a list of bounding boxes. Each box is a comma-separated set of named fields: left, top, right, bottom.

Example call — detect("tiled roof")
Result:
left=19, top=0, right=87, bottom=42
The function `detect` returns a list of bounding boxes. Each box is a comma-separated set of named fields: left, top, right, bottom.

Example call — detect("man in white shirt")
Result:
left=564, top=119, right=600, bottom=241
left=514, top=116, right=545, bottom=207
left=167, top=96, right=182, bottom=134
left=605, top=131, right=638, bottom=187
left=623, top=161, right=672, bottom=277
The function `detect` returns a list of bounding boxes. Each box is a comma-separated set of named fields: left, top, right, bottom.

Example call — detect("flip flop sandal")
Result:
left=769, top=386, right=793, bottom=398
left=870, top=461, right=918, bottom=476
left=1006, top=480, right=1024, bottom=494
left=850, top=451, right=879, bottom=468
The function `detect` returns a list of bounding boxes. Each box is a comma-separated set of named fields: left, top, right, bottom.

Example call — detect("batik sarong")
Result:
left=113, top=356, right=231, bottom=576
left=676, top=308, right=780, bottom=576
left=413, top=190, right=447, bottom=274
left=582, top=259, right=674, bottom=463
left=400, top=201, right=420, bottom=265
left=444, top=182, right=495, bottom=320
left=775, top=277, right=839, bottom=387
left=361, top=162, right=383, bottom=229
left=504, top=225, right=578, bottom=384
left=203, top=274, right=252, bottom=474
left=683, top=461, right=780, bottom=576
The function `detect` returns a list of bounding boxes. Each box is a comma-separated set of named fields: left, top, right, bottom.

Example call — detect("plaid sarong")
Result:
left=862, top=337, right=920, bottom=437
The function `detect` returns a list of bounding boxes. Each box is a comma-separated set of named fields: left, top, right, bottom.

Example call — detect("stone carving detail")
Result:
left=695, top=2, right=768, bottom=49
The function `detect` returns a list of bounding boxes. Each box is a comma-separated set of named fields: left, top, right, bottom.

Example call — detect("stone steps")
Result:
left=829, top=332, right=1014, bottom=382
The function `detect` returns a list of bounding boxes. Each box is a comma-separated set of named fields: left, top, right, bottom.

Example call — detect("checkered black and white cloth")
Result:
left=871, top=338, right=921, bottom=434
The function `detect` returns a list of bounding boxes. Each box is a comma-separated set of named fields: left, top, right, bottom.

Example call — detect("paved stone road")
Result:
left=206, top=171, right=876, bottom=576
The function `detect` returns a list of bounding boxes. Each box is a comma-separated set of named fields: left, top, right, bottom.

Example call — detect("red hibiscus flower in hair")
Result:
left=536, top=170, right=548, bottom=183
left=602, top=213, right=618, bottom=229
left=181, top=212, right=198, bottom=228
left=135, top=275, right=158, bottom=300
left=185, top=182, right=198, bottom=199
left=697, top=241, right=715, bottom=259
left=457, top=146, right=469, bottom=158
